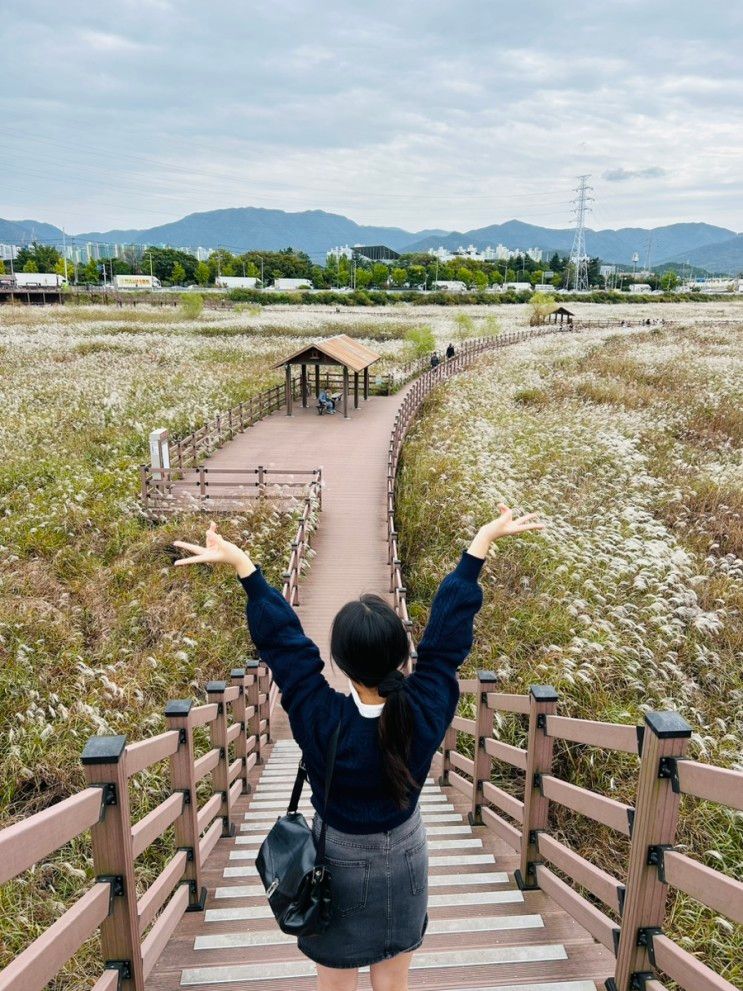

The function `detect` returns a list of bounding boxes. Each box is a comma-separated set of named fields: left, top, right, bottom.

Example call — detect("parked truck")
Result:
left=215, top=276, right=258, bottom=289
left=12, top=272, right=67, bottom=288
left=112, top=274, right=162, bottom=290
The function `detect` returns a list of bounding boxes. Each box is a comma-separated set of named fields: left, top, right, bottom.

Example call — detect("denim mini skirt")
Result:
left=298, top=804, right=429, bottom=969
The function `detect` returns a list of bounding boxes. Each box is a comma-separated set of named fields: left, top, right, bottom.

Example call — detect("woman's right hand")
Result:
left=173, top=522, right=256, bottom=578
left=468, top=503, right=543, bottom=558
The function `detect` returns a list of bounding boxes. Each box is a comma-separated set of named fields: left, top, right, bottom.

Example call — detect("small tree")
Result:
left=660, top=271, right=680, bottom=291
left=22, top=259, right=39, bottom=273
left=453, top=313, right=477, bottom=342
left=471, top=270, right=488, bottom=290
left=370, top=263, right=389, bottom=288
left=405, top=325, right=436, bottom=359
left=355, top=268, right=372, bottom=289
left=529, top=291, right=555, bottom=325
left=391, top=267, right=406, bottom=288
left=195, top=261, right=211, bottom=286
left=171, top=261, right=187, bottom=285
left=180, top=292, right=204, bottom=319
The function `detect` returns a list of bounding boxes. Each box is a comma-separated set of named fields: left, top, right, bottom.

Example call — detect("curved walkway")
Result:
left=146, top=351, right=613, bottom=990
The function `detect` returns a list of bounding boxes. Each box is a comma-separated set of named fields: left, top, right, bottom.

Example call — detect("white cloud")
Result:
left=603, top=167, right=669, bottom=183
left=0, top=0, right=741, bottom=232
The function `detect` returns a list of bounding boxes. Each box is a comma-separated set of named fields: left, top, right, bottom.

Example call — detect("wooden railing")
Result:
left=383, top=321, right=742, bottom=991
left=280, top=468, right=322, bottom=605
left=0, top=477, right=321, bottom=991
left=140, top=464, right=322, bottom=513
left=0, top=670, right=273, bottom=991
left=431, top=679, right=742, bottom=991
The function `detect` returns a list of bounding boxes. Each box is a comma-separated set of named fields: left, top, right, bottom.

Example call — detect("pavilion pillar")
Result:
left=285, top=364, right=293, bottom=416
left=314, top=365, right=320, bottom=399
left=301, top=363, right=308, bottom=408
left=342, top=366, right=349, bottom=418
left=363, top=367, right=369, bottom=400
left=354, top=371, right=359, bottom=409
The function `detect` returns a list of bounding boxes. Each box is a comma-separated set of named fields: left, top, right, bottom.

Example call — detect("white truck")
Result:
left=272, top=278, right=312, bottom=291
left=112, top=274, right=162, bottom=290
left=215, top=276, right=258, bottom=289
left=13, top=272, right=67, bottom=288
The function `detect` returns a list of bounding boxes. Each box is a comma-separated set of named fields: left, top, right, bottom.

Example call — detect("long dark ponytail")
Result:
left=330, top=594, right=419, bottom=808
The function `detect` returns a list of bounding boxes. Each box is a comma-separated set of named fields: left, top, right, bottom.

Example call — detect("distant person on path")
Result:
left=430, top=351, right=440, bottom=368
left=446, top=342, right=455, bottom=360
left=318, top=388, right=336, bottom=414
left=174, top=504, right=543, bottom=991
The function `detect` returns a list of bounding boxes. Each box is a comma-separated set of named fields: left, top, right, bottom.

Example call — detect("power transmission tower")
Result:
left=569, top=175, right=593, bottom=291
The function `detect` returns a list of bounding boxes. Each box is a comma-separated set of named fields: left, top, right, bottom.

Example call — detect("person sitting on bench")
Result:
left=318, top=389, right=336, bottom=414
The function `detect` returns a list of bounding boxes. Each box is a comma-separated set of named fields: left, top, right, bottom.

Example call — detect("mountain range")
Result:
left=2, top=208, right=741, bottom=273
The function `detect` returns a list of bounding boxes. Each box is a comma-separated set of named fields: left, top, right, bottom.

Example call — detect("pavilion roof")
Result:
left=273, top=334, right=381, bottom=373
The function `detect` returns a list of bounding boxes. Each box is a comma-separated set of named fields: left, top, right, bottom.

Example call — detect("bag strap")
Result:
left=287, top=759, right=308, bottom=815
left=316, top=720, right=341, bottom=865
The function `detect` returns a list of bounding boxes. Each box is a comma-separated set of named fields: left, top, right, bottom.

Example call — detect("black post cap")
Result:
left=231, top=668, right=246, bottom=679
left=530, top=685, right=559, bottom=702
left=82, top=735, right=127, bottom=765
left=206, top=681, right=227, bottom=694
left=478, top=670, right=499, bottom=684
left=644, top=711, right=692, bottom=739
left=165, top=699, right=193, bottom=717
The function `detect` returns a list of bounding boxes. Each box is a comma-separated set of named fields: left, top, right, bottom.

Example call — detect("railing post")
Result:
left=164, top=700, right=206, bottom=911
left=245, top=660, right=262, bottom=765
left=257, top=464, right=265, bottom=499
left=258, top=663, right=272, bottom=745
left=198, top=465, right=206, bottom=506
left=438, top=723, right=457, bottom=788
left=610, top=712, right=692, bottom=991
left=139, top=465, right=149, bottom=510
left=469, top=671, right=498, bottom=826
left=516, top=685, right=558, bottom=891
left=206, top=681, right=235, bottom=837
left=82, top=735, right=145, bottom=991
left=230, top=669, right=251, bottom=795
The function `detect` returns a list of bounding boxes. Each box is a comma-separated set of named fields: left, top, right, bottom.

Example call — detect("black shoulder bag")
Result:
left=255, top=721, right=341, bottom=937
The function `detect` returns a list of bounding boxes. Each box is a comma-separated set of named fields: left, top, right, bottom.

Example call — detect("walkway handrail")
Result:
left=386, top=327, right=565, bottom=657
left=383, top=324, right=742, bottom=991
left=140, top=464, right=321, bottom=513
left=433, top=678, right=742, bottom=991
left=0, top=474, right=322, bottom=991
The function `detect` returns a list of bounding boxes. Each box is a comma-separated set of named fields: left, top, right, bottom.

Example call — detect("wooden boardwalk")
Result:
left=146, top=387, right=614, bottom=989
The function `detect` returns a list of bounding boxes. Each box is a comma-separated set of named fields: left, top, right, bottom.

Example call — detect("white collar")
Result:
left=348, top=681, right=385, bottom=718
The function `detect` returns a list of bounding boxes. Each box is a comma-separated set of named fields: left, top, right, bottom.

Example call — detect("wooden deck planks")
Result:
left=144, top=382, right=615, bottom=990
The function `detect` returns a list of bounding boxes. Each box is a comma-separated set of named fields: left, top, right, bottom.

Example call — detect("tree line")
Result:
left=3, top=242, right=683, bottom=291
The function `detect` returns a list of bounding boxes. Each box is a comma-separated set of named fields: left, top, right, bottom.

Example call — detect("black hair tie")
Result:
left=377, top=669, right=406, bottom=698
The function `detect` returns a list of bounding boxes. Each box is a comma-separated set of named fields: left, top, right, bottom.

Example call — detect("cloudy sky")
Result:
left=2, top=0, right=742, bottom=235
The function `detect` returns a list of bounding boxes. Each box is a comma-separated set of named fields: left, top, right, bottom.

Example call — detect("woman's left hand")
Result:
left=173, top=522, right=256, bottom=577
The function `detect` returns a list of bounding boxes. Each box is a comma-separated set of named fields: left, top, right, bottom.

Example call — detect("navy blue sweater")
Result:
left=240, top=551, right=484, bottom=833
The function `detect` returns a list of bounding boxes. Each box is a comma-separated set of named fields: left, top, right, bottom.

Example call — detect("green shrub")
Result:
left=180, top=292, right=204, bottom=319
left=405, top=324, right=436, bottom=358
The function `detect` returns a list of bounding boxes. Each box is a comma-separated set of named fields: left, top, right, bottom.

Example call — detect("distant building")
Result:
left=433, top=280, right=467, bottom=292
left=327, top=244, right=401, bottom=264
left=327, top=245, right=354, bottom=261
left=353, top=245, right=401, bottom=263
left=629, top=283, right=652, bottom=293
left=427, top=243, right=543, bottom=263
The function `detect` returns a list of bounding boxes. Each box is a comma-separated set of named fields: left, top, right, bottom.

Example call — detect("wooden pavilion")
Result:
left=274, top=334, right=381, bottom=418
left=529, top=304, right=575, bottom=328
